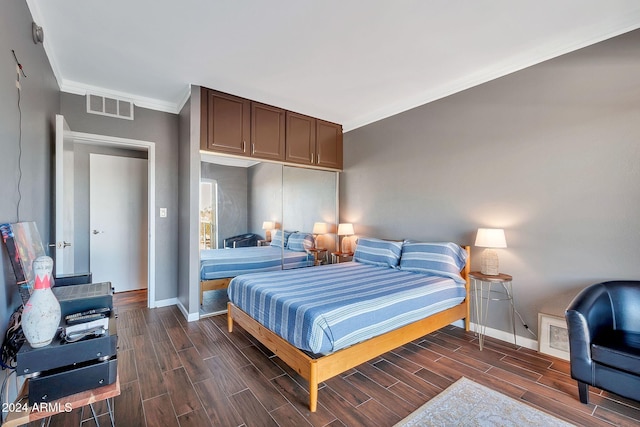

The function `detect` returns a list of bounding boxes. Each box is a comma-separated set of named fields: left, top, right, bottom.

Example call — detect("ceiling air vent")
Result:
left=86, top=93, right=134, bottom=120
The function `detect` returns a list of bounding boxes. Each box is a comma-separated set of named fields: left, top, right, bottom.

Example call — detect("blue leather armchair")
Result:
left=565, top=281, right=640, bottom=403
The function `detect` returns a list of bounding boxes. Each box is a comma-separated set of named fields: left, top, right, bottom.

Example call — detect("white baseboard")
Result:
left=451, top=320, right=538, bottom=351
left=153, top=297, right=178, bottom=308
left=176, top=300, right=199, bottom=322
left=151, top=298, right=198, bottom=322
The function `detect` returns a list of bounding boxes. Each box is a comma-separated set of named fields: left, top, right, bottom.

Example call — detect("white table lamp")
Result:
left=312, top=222, right=328, bottom=248
left=475, top=228, right=507, bottom=275
left=337, top=223, right=355, bottom=253
left=262, top=221, right=275, bottom=242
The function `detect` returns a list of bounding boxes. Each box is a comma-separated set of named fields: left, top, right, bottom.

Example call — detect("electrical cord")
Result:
left=514, top=308, right=538, bottom=338
left=16, top=77, right=22, bottom=222
left=0, top=305, right=22, bottom=424
left=1, top=307, right=25, bottom=370
left=11, top=49, right=24, bottom=222
left=0, top=369, right=17, bottom=424
left=16, top=74, right=23, bottom=222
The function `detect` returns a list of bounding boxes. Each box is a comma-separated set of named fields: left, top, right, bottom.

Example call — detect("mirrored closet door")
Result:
left=282, top=166, right=338, bottom=266
left=198, top=156, right=339, bottom=317
left=199, top=158, right=283, bottom=316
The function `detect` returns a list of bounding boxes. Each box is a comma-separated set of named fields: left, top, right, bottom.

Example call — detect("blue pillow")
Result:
left=287, top=232, right=315, bottom=252
left=270, top=230, right=294, bottom=248
left=399, top=242, right=468, bottom=284
left=353, top=237, right=403, bottom=268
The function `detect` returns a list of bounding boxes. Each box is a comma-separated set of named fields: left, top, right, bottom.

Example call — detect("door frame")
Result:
left=66, top=129, right=157, bottom=308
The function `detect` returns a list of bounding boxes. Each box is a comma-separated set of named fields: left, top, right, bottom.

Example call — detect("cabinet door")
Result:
left=202, top=89, right=250, bottom=156
left=316, top=120, right=343, bottom=170
left=285, top=112, right=316, bottom=165
left=251, top=102, right=285, bottom=161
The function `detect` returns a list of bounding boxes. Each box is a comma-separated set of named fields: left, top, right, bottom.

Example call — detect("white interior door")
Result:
left=90, top=154, right=148, bottom=292
left=54, top=114, right=75, bottom=275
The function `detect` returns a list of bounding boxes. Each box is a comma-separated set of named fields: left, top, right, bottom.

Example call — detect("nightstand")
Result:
left=331, top=251, right=353, bottom=264
left=308, top=248, right=327, bottom=265
left=469, top=271, right=517, bottom=350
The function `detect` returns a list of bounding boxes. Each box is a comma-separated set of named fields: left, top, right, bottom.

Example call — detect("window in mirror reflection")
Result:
left=199, top=180, right=218, bottom=249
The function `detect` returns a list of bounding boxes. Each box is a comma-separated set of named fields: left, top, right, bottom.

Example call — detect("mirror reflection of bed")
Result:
left=199, top=156, right=338, bottom=317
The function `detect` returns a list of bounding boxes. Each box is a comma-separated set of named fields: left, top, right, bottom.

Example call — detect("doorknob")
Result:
left=92, top=230, right=101, bottom=235
left=49, top=242, right=72, bottom=248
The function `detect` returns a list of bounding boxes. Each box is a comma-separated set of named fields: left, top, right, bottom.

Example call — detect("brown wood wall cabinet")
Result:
left=201, top=87, right=342, bottom=170
left=201, top=89, right=251, bottom=156
left=250, top=102, right=286, bottom=161
left=285, top=111, right=316, bottom=165
left=315, top=119, right=343, bottom=170
left=285, top=113, right=343, bottom=170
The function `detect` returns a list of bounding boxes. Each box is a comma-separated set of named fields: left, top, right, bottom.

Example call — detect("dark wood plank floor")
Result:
left=42, top=290, right=640, bottom=426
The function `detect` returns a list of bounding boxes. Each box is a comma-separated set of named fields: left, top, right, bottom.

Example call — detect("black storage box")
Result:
left=16, top=315, right=117, bottom=376
left=54, top=272, right=92, bottom=287
left=28, top=357, right=118, bottom=404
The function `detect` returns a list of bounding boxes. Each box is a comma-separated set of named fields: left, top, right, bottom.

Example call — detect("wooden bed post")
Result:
left=227, top=302, right=233, bottom=332
left=309, top=361, right=318, bottom=412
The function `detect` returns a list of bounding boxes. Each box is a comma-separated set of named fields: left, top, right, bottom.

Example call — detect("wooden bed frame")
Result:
left=227, top=246, right=471, bottom=412
left=200, top=278, right=232, bottom=305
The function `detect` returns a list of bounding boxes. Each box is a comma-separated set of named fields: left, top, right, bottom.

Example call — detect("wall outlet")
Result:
left=159, top=208, right=167, bottom=218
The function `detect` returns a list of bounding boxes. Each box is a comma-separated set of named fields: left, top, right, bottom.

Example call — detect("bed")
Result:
left=200, top=231, right=315, bottom=304
left=227, top=239, right=471, bottom=412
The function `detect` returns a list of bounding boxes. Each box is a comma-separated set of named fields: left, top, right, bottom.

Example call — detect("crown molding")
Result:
left=26, top=0, right=640, bottom=127
left=175, top=86, right=192, bottom=113
left=60, top=79, right=183, bottom=114
left=343, top=19, right=640, bottom=132
left=26, top=0, right=64, bottom=90
left=26, top=0, right=183, bottom=114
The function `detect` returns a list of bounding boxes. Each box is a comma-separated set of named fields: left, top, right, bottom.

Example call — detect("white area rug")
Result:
left=395, top=377, right=574, bottom=426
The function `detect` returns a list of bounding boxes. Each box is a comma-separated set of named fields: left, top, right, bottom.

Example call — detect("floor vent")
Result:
left=86, top=93, right=134, bottom=120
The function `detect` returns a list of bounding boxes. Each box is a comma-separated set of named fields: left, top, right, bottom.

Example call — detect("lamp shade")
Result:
left=475, top=228, right=507, bottom=248
left=262, top=221, right=275, bottom=230
left=312, top=222, right=328, bottom=235
left=337, top=223, right=354, bottom=236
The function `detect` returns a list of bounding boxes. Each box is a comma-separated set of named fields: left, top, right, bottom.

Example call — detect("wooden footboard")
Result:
left=227, top=246, right=471, bottom=412
left=228, top=300, right=468, bottom=412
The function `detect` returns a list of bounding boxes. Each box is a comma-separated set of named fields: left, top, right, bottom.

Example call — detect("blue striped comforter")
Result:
left=227, top=261, right=466, bottom=354
left=200, top=246, right=312, bottom=280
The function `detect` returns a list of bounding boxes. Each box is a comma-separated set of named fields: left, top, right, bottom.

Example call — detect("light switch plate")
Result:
left=159, top=208, right=167, bottom=218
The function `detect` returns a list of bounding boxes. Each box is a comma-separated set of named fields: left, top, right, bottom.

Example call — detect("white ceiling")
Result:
left=27, top=0, right=640, bottom=131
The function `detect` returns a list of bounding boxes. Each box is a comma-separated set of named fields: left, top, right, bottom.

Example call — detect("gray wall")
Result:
left=0, top=1, right=59, bottom=330
left=178, top=93, right=191, bottom=311
left=248, top=163, right=283, bottom=237
left=283, top=167, right=338, bottom=250
left=201, top=162, right=250, bottom=248
left=341, top=29, right=640, bottom=339
left=73, top=144, right=147, bottom=271
left=60, top=93, right=179, bottom=301
left=178, top=86, right=201, bottom=317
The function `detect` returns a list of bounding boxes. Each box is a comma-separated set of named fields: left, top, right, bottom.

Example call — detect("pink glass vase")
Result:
left=22, top=256, right=61, bottom=348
